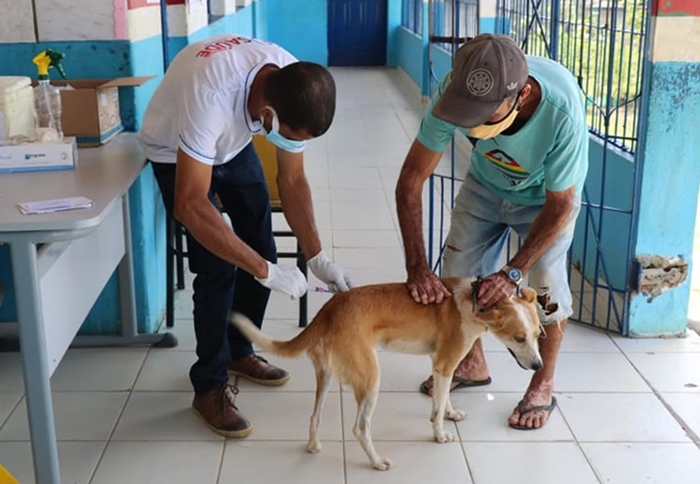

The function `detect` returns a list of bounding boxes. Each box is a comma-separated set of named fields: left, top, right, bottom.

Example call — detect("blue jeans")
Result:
left=151, top=142, right=277, bottom=395
left=442, top=173, right=581, bottom=324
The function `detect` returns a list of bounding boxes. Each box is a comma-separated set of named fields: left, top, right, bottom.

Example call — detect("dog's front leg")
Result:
left=445, top=397, right=466, bottom=422
left=430, top=371, right=457, bottom=443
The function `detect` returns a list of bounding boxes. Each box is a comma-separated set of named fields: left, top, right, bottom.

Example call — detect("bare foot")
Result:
left=421, top=356, right=491, bottom=395
left=508, top=377, right=555, bottom=429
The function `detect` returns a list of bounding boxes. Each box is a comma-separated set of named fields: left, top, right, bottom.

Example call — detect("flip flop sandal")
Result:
left=419, top=375, right=493, bottom=396
left=508, top=396, right=558, bottom=430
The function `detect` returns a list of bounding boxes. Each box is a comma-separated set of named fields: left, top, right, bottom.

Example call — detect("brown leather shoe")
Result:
left=228, top=354, right=290, bottom=386
left=192, top=384, right=252, bottom=438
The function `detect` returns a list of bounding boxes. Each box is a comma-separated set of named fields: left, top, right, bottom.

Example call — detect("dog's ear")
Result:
left=478, top=307, right=502, bottom=323
left=519, top=287, right=537, bottom=304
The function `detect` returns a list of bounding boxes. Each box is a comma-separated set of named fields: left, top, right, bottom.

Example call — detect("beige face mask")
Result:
left=468, top=103, right=520, bottom=140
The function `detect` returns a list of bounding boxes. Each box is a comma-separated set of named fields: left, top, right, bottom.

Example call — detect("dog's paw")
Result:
left=446, top=408, right=466, bottom=421
left=434, top=430, right=456, bottom=443
left=372, top=457, right=393, bottom=471
left=306, top=441, right=322, bottom=454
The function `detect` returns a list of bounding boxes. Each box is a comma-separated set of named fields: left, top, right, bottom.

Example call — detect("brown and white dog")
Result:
left=231, top=277, right=543, bottom=470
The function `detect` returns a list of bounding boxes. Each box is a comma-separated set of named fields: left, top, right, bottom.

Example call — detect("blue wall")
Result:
left=0, top=37, right=166, bottom=334
left=386, top=0, right=403, bottom=67
left=627, top=61, right=700, bottom=336
left=168, top=3, right=257, bottom=63
left=569, top=139, right=635, bottom=292
left=397, top=28, right=424, bottom=89
left=266, top=0, right=328, bottom=65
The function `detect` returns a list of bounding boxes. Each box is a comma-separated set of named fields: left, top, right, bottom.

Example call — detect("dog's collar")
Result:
left=471, top=276, right=483, bottom=313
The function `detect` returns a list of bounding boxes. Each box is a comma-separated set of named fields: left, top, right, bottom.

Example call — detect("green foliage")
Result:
left=502, top=0, right=648, bottom=152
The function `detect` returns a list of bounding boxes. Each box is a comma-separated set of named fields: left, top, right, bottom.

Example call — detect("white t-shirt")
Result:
left=138, top=35, right=298, bottom=165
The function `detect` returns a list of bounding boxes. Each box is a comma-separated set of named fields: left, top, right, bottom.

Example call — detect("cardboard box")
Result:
left=0, top=137, right=78, bottom=173
left=49, top=76, right=155, bottom=147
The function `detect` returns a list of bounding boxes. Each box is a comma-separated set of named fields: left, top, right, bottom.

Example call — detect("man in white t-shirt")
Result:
left=138, top=34, right=353, bottom=438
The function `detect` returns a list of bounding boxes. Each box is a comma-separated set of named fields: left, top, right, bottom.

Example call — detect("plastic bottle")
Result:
left=32, top=49, right=67, bottom=138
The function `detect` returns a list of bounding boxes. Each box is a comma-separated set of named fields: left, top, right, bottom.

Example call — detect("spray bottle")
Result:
left=32, top=48, right=67, bottom=138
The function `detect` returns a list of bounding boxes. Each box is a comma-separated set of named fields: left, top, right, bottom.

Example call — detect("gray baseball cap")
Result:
left=432, top=34, right=529, bottom=128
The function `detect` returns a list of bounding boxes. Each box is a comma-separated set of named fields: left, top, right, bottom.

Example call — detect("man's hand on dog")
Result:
left=407, top=266, right=451, bottom=305
left=477, top=271, right=517, bottom=309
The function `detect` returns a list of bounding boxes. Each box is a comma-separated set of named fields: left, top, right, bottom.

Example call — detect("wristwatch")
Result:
left=501, top=265, right=523, bottom=285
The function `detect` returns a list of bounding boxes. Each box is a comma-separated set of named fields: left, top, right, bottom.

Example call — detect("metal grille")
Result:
left=426, top=0, right=651, bottom=335
left=431, top=0, right=480, bottom=50
left=402, top=0, right=424, bottom=34
left=496, top=0, right=648, bottom=154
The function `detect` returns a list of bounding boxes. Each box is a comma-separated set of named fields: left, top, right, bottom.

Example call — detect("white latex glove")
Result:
left=307, top=250, right=354, bottom=292
left=255, top=261, right=308, bottom=299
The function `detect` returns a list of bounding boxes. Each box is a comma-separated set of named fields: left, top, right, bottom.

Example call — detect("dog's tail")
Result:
left=230, top=312, right=314, bottom=358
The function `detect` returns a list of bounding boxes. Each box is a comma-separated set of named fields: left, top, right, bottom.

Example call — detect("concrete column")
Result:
left=628, top=0, right=700, bottom=336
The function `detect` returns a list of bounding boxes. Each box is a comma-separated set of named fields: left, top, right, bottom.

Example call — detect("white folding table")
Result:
left=0, top=133, right=177, bottom=483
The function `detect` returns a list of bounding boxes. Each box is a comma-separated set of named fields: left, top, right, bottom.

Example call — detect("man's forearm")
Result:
left=176, top=199, right=268, bottom=278
left=508, top=200, right=574, bottom=274
left=396, top=178, right=428, bottom=272
left=277, top=175, right=323, bottom=261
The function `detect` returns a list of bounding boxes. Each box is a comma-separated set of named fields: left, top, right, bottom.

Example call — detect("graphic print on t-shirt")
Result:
left=483, top=149, right=530, bottom=187
left=196, top=36, right=254, bottom=57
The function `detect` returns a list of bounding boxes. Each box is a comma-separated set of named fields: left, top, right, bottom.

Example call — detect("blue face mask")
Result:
left=261, top=107, right=306, bottom=153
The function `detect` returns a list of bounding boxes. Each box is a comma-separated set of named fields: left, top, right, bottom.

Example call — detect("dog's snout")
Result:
left=531, top=361, right=543, bottom=371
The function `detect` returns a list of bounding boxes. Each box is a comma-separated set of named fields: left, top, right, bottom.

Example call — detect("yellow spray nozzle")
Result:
left=33, top=51, right=52, bottom=79
left=32, top=49, right=67, bottom=80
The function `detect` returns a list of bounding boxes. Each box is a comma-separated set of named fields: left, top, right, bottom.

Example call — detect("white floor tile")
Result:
left=345, top=441, right=471, bottom=482
left=0, top=353, right=24, bottom=392
left=333, top=229, right=401, bottom=249
left=0, top=441, right=105, bottom=484
left=265, top=291, right=332, bottom=321
left=374, top=352, right=434, bottom=393
left=581, top=442, right=700, bottom=484
left=341, top=392, right=456, bottom=442
left=0, top=392, right=21, bottom=428
left=162, top=318, right=197, bottom=352
left=91, top=441, right=223, bottom=484
left=346, top=266, right=407, bottom=286
left=329, top=188, right=388, bottom=204
left=50, top=348, right=147, bottom=392
left=560, top=323, right=619, bottom=352
left=555, top=352, right=651, bottom=392
left=257, top=319, right=304, bottom=345
left=236, top=353, right=341, bottom=393
left=328, top=167, right=385, bottom=189
left=612, top=329, right=700, bottom=353
left=452, top=392, right=574, bottom=442
left=220, top=441, right=344, bottom=484
left=332, top=207, right=395, bottom=231
left=111, top=392, right=222, bottom=441
left=660, top=393, right=700, bottom=438
left=558, top=393, right=690, bottom=442
left=236, top=391, right=342, bottom=441
left=134, top=350, right=195, bottom=392
left=0, top=392, right=127, bottom=441
left=626, top=353, right=700, bottom=392
left=464, top=442, right=598, bottom=484
left=454, top=351, right=538, bottom=393
left=333, top=247, right=405, bottom=271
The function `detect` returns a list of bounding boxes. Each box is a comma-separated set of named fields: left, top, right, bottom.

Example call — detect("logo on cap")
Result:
left=466, top=69, right=494, bottom=97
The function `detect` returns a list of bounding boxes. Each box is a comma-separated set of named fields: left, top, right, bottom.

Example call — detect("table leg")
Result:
left=12, top=240, right=61, bottom=484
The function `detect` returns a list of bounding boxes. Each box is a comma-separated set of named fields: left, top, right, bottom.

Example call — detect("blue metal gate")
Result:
left=328, top=0, right=388, bottom=66
left=426, top=0, right=651, bottom=335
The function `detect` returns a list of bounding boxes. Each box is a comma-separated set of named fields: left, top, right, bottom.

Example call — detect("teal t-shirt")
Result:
left=417, top=55, right=589, bottom=206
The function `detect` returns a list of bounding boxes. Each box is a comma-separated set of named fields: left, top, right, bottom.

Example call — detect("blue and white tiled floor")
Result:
left=1, top=68, right=700, bottom=483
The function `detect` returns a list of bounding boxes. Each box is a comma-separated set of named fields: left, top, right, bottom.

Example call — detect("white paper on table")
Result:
left=17, top=196, right=95, bottom=215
